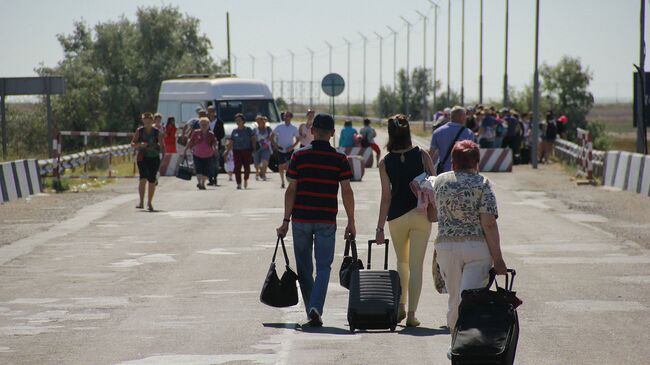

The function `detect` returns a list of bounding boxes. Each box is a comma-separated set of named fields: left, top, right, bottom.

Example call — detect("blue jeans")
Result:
left=292, top=221, right=336, bottom=316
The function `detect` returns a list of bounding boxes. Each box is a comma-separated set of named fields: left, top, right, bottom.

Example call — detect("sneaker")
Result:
left=281, top=183, right=285, bottom=189
left=244, top=180, right=248, bottom=189
left=306, top=308, right=323, bottom=327
left=236, top=184, right=242, bottom=190
left=207, top=182, right=216, bottom=186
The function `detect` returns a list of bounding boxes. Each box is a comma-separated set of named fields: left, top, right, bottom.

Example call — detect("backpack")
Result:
left=545, top=122, right=557, bottom=140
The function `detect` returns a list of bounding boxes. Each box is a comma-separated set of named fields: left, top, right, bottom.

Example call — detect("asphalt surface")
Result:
left=1, top=136, right=649, bottom=364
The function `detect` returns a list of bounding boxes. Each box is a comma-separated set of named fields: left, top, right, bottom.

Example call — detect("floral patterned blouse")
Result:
left=432, top=171, right=498, bottom=243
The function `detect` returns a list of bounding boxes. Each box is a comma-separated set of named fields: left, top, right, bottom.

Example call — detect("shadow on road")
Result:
left=398, top=326, right=450, bottom=337
left=263, top=322, right=353, bottom=335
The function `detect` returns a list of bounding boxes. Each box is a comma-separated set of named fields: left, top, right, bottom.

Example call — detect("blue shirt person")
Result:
left=429, top=106, right=476, bottom=174
left=339, top=121, right=358, bottom=148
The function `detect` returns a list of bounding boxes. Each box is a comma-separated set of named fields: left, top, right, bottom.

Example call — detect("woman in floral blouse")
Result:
left=432, top=140, right=508, bottom=335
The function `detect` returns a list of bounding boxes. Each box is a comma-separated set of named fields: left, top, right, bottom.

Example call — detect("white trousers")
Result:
left=435, top=240, right=493, bottom=331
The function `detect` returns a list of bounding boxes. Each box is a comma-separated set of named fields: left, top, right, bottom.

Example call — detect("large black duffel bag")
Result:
left=451, top=269, right=522, bottom=365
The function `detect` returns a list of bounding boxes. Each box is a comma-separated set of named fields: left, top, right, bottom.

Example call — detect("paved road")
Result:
left=1, top=136, right=649, bottom=364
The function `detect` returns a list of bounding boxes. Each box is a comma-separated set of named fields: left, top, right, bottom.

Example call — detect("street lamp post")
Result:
left=343, top=37, right=351, bottom=115
left=374, top=32, right=384, bottom=89
left=531, top=0, right=541, bottom=168
left=461, top=0, right=465, bottom=105
left=447, top=0, right=451, bottom=102
left=504, top=0, right=510, bottom=107
left=307, top=48, right=314, bottom=107
left=636, top=0, right=648, bottom=154
left=359, top=32, right=368, bottom=116
left=416, top=10, right=429, bottom=122
left=428, top=0, right=440, bottom=112
left=325, top=41, right=333, bottom=73
left=288, top=50, right=295, bottom=110
left=479, top=0, right=484, bottom=104
left=267, top=52, right=275, bottom=95
left=387, top=26, right=398, bottom=90
left=400, top=16, right=412, bottom=116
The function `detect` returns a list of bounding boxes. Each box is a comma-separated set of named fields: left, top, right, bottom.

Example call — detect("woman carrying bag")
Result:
left=184, top=117, right=217, bottom=190
left=375, top=114, right=435, bottom=327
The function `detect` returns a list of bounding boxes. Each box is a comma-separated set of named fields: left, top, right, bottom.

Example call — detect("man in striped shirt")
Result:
left=277, top=113, right=356, bottom=327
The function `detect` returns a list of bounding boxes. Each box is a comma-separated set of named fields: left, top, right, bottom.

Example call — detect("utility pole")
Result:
left=417, top=10, right=429, bottom=122
left=531, top=0, right=541, bottom=168
left=400, top=16, right=412, bottom=116
left=249, top=54, right=255, bottom=78
left=428, top=0, right=439, bottom=112
left=267, top=52, right=275, bottom=95
left=307, top=48, right=315, bottom=107
left=226, top=12, right=232, bottom=75
left=478, top=0, right=483, bottom=104
left=344, top=37, right=351, bottom=115
left=325, top=41, right=333, bottom=73
left=387, top=26, right=398, bottom=90
left=359, top=32, right=368, bottom=116
left=289, top=50, right=295, bottom=110
left=636, top=0, right=649, bottom=154
left=374, top=32, right=384, bottom=88
left=461, top=0, right=465, bottom=105
left=447, top=0, right=451, bottom=102
left=504, top=0, right=510, bottom=107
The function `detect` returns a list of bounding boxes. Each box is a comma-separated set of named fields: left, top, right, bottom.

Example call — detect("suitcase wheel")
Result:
left=349, top=324, right=355, bottom=334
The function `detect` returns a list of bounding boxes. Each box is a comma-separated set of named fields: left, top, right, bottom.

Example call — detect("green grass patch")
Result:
left=43, top=158, right=137, bottom=193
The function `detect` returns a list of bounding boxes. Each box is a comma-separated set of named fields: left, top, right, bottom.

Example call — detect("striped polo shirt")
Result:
left=287, top=140, right=352, bottom=225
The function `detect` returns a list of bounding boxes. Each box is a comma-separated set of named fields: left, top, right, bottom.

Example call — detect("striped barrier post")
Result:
left=347, top=155, right=365, bottom=181
left=336, top=147, right=374, bottom=168
left=479, top=148, right=513, bottom=172
left=0, top=160, right=43, bottom=203
left=576, top=128, right=594, bottom=181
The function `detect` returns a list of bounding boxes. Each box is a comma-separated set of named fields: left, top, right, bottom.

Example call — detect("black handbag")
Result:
left=176, top=155, right=193, bottom=180
left=260, top=236, right=299, bottom=308
left=339, top=238, right=364, bottom=289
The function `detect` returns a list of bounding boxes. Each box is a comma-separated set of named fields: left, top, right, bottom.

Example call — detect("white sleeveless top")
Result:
left=297, top=123, right=314, bottom=146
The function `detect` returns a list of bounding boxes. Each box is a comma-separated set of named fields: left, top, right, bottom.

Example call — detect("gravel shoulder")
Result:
left=0, top=179, right=136, bottom=247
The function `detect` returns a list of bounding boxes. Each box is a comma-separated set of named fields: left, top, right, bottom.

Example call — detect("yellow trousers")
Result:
left=387, top=208, right=432, bottom=312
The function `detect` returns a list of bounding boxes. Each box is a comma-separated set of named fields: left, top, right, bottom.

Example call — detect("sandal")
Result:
left=136, top=204, right=144, bottom=209
left=147, top=205, right=154, bottom=212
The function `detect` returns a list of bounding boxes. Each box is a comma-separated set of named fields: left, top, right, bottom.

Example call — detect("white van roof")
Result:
left=158, top=77, right=273, bottom=102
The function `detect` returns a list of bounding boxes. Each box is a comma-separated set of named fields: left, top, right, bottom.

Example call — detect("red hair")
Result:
left=451, top=140, right=480, bottom=171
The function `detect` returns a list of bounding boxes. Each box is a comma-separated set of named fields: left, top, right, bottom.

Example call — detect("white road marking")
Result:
left=559, top=213, right=609, bottom=223
left=523, top=256, right=650, bottom=264
left=0, top=325, right=64, bottom=336
left=610, top=275, right=650, bottom=284
left=164, top=210, right=232, bottom=218
left=195, top=279, right=228, bottom=283
left=114, top=354, right=277, bottom=365
left=503, top=243, right=621, bottom=255
left=200, top=291, right=258, bottom=295
left=546, top=300, right=646, bottom=312
left=5, top=298, right=59, bottom=305
left=0, top=346, right=13, bottom=352
left=196, top=248, right=238, bottom=255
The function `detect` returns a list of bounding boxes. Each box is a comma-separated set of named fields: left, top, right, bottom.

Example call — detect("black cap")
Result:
left=313, top=113, right=335, bottom=131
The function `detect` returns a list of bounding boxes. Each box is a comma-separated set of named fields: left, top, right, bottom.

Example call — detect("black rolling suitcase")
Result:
left=451, top=269, right=521, bottom=365
left=347, top=239, right=401, bottom=333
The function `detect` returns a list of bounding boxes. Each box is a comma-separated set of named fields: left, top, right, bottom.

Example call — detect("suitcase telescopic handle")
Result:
left=488, top=268, right=516, bottom=291
left=367, top=239, right=390, bottom=270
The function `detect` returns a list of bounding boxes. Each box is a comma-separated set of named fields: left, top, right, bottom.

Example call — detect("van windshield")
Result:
left=216, top=100, right=280, bottom=123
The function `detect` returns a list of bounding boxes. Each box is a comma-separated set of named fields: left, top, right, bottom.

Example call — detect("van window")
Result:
left=217, top=100, right=279, bottom=123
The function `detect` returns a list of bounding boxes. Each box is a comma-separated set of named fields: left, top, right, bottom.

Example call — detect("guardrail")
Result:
left=554, top=138, right=605, bottom=179
left=38, top=144, right=133, bottom=176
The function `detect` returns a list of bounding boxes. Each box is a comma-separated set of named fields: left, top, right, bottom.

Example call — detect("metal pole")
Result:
left=359, top=32, right=368, bottom=116
left=401, top=17, right=412, bottom=116
left=374, top=32, right=384, bottom=88
left=461, top=0, right=465, bottom=105
left=387, top=26, right=398, bottom=90
left=226, top=12, right=232, bottom=75
left=504, top=0, right=510, bottom=107
left=1, top=93, right=6, bottom=160
left=478, top=0, right=483, bottom=104
left=531, top=0, right=541, bottom=168
left=249, top=54, right=255, bottom=78
left=417, top=10, right=429, bottom=122
left=268, top=52, right=275, bottom=95
left=46, top=80, right=53, bottom=159
left=637, top=0, right=648, bottom=154
left=289, top=50, right=295, bottom=110
left=344, top=38, right=351, bottom=115
left=429, top=1, right=439, bottom=112
left=447, top=0, right=451, bottom=102
left=325, top=41, right=333, bottom=73
left=307, top=48, right=314, bottom=107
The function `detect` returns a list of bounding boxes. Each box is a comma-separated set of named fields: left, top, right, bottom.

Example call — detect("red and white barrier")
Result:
left=159, top=154, right=182, bottom=176
left=576, top=128, right=594, bottom=181
left=336, top=147, right=374, bottom=168
left=59, top=131, right=134, bottom=138
left=479, top=148, right=513, bottom=172
left=347, top=156, right=365, bottom=181
left=1, top=160, right=43, bottom=203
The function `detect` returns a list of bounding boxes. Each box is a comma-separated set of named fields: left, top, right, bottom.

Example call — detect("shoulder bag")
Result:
left=176, top=153, right=194, bottom=181
left=435, top=126, right=466, bottom=175
left=260, top=236, right=299, bottom=308
left=339, top=238, right=364, bottom=289
left=419, top=149, right=438, bottom=223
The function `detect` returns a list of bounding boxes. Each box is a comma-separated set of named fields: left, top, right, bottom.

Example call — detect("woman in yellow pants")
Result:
left=375, top=114, right=435, bottom=327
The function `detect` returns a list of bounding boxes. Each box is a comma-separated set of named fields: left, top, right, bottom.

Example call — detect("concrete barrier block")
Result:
left=613, top=152, right=631, bottom=190
left=603, top=151, right=619, bottom=186
left=641, top=155, right=650, bottom=197
left=627, top=154, right=644, bottom=193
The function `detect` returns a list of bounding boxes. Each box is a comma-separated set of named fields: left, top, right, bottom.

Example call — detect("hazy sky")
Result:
left=0, top=0, right=645, bottom=104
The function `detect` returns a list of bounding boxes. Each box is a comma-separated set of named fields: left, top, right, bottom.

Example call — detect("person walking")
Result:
left=276, top=113, right=356, bottom=327
left=359, top=118, right=380, bottom=167
left=338, top=120, right=357, bottom=148
left=253, top=115, right=273, bottom=181
left=431, top=140, right=507, bottom=358
left=228, top=113, right=256, bottom=190
left=184, top=117, right=217, bottom=190
left=131, top=112, right=163, bottom=211
left=298, top=109, right=315, bottom=148
left=478, top=108, right=498, bottom=149
left=540, top=111, right=557, bottom=163
left=164, top=117, right=177, bottom=154
left=502, top=109, right=522, bottom=161
left=273, top=111, right=299, bottom=189
left=429, top=106, right=475, bottom=175
left=207, top=105, right=225, bottom=186
left=375, top=114, right=435, bottom=327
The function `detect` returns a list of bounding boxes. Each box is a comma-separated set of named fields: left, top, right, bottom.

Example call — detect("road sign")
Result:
left=321, top=73, right=345, bottom=97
